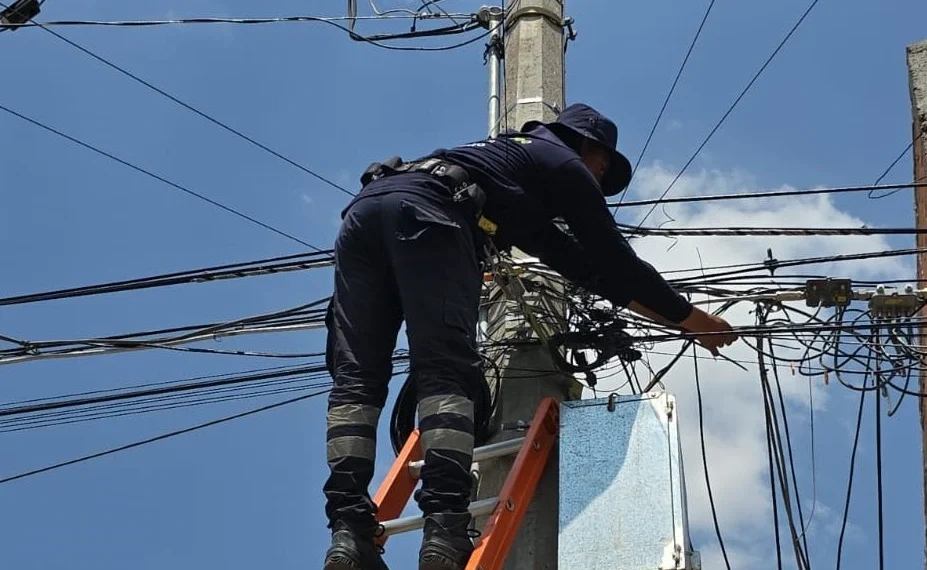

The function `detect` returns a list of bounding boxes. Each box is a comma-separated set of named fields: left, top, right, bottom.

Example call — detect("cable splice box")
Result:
left=559, top=392, right=700, bottom=570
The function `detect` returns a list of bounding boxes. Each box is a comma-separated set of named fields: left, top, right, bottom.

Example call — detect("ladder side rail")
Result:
left=466, top=397, right=560, bottom=570
left=373, top=428, right=424, bottom=546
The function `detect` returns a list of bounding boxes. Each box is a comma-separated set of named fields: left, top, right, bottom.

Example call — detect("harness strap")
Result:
left=361, top=156, right=499, bottom=236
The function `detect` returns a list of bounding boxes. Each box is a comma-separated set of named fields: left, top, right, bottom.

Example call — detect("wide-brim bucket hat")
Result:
left=522, top=103, right=633, bottom=196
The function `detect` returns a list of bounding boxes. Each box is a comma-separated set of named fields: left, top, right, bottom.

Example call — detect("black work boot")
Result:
left=323, top=520, right=389, bottom=570
left=419, top=513, right=477, bottom=570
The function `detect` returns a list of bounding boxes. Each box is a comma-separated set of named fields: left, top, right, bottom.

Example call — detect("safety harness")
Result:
left=360, top=156, right=499, bottom=236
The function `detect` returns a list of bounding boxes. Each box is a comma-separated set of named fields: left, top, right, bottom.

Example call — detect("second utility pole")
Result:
left=477, top=1, right=578, bottom=569
left=906, top=38, right=927, bottom=570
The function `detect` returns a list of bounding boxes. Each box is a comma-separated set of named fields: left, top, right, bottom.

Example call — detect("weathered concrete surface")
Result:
left=907, top=38, right=927, bottom=570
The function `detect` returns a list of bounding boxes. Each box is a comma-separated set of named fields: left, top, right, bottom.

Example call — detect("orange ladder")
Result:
left=371, top=397, right=560, bottom=570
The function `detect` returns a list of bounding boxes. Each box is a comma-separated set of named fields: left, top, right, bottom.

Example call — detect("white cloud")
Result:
left=588, top=163, right=911, bottom=569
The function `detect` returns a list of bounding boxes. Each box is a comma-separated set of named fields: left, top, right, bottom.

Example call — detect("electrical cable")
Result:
left=1, top=381, right=334, bottom=433
left=608, top=182, right=924, bottom=209
left=0, top=387, right=331, bottom=485
left=669, top=247, right=926, bottom=284
left=755, top=312, right=811, bottom=570
left=691, top=342, right=732, bottom=570
left=0, top=299, right=332, bottom=364
left=621, top=224, right=927, bottom=238
left=0, top=101, right=323, bottom=251
left=834, top=363, right=867, bottom=570
left=874, top=345, right=885, bottom=570
left=345, top=0, right=497, bottom=51
left=868, top=132, right=924, bottom=199
left=0, top=1, right=357, bottom=200
left=0, top=250, right=333, bottom=307
left=634, top=0, right=822, bottom=229
left=2, top=13, right=472, bottom=29
left=6, top=362, right=312, bottom=405
left=622, top=0, right=717, bottom=201
left=0, top=363, right=329, bottom=418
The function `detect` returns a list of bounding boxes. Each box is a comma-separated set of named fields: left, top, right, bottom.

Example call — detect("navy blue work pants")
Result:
left=322, top=186, right=484, bottom=533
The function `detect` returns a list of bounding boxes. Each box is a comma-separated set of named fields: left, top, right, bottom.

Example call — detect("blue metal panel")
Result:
left=558, top=392, right=699, bottom=570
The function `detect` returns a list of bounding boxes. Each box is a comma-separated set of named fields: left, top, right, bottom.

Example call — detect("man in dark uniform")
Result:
left=322, top=103, right=737, bottom=570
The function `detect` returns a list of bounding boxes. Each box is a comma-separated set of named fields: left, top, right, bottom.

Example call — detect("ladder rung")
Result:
left=408, top=436, right=525, bottom=478
left=379, top=497, right=498, bottom=537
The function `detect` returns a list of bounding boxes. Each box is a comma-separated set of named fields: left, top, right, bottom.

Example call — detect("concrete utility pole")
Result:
left=475, top=1, right=580, bottom=569
left=907, top=38, right=927, bottom=570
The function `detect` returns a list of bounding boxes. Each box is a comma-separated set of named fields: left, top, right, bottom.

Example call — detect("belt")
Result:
left=361, top=156, right=499, bottom=236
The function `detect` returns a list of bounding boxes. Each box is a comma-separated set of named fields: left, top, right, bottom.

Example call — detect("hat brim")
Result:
left=523, top=120, right=633, bottom=197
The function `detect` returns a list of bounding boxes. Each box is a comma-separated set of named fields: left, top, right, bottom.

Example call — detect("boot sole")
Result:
left=324, top=551, right=389, bottom=570
left=323, top=558, right=359, bottom=570
left=419, top=553, right=468, bottom=570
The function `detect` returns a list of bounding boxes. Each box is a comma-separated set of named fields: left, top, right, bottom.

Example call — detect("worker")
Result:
left=321, top=102, right=738, bottom=570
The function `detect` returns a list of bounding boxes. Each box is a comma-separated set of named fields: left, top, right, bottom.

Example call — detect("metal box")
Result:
left=558, top=392, right=700, bottom=570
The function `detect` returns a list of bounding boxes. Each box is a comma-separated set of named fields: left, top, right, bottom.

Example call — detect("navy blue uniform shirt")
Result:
left=351, top=125, right=693, bottom=324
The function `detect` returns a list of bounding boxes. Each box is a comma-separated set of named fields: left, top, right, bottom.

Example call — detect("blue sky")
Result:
left=1, top=1, right=925, bottom=569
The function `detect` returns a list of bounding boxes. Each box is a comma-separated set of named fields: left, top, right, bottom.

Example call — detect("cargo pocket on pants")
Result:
left=396, top=199, right=461, bottom=241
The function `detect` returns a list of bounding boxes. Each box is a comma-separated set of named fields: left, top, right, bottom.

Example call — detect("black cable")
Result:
left=624, top=0, right=717, bottom=187
left=635, top=0, right=822, bottom=229
left=0, top=300, right=332, bottom=363
left=691, top=342, right=731, bottom=570
left=0, top=250, right=333, bottom=307
left=5, top=362, right=312, bottom=405
left=0, top=1, right=356, bottom=199
left=0, top=363, right=329, bottom=418
left=3, top=14, right=468, bottom=29
left=622, top=224, right=927, bottom=238
left=835, top=362, right=868, bottom=570
left=869, top=132, right=923, bottom=199
left=1, top=381, right=334, bottom=433
left=670, top=247, right=925, bottom=283
left=761, top=349, right=784, bottom=570
left=609, top=182, right=924, bottom=209
left=874, top=341, right=885, bottom=570
left=757, top=325, right=811, bottom=570
left=0, top=101, right=322, bottom=250
left=0, top=388, right=331, bottom=485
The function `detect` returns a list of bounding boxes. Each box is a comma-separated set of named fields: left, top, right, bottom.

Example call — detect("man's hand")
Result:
left=680, top=307, right=738, bottom=356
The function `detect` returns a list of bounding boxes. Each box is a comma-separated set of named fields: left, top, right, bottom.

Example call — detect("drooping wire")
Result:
left=691, top=341, right=732, bottom=570
left=834, top=351, right=869, bottom=570
left=868, top=132, right=923, bottom=199
left=874, top=330, right=885, bottom=570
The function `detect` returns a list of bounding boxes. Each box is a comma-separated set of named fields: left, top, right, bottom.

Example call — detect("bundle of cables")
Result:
left=388, top=367, right=497, bottom=455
